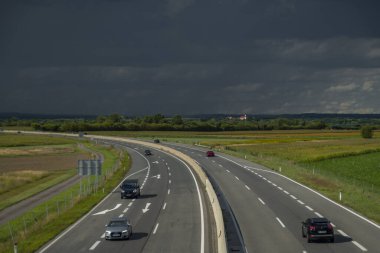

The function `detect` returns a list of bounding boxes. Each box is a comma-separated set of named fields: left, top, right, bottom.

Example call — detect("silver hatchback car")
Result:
left=105, top=217, right=132, bottom=240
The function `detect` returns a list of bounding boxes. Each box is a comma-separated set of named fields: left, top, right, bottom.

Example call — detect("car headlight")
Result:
left=133, top=189, right=137, bottom=193
left=122, top=230, right=128, bottom=234
left=121, top=190, right=125, bottom=193
left=105, top=231, right=111, bottom=235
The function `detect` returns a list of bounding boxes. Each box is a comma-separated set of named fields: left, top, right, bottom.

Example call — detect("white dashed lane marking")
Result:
left=352, top=241, right=368, bottom=251
left=297, top=200, right=304, bottom=205
left=163, top=202, right=167, bottom=210
left=235, top=176, right=240, bottom=181
left=153, top=223, right=159, bottom=234
left=258, top=198, right=265, bottom=205
left=338, top=229, right=349, bottom=237
left=276, top=217, right=286, bottom=228
left=245, top=185, right=250, bottom=190
left=305, top=206, right=313, bottom=211
left=290, top=195, right=297, bottom=200
left=314, top=212, right=323, bottom=218
left=89, top=241, right=101, bottom=250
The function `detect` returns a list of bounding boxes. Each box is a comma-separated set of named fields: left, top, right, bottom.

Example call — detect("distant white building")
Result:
left=240, top=114, right=247, bottom=120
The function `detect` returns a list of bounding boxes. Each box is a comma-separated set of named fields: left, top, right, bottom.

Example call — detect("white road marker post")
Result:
left=339, top=191, right=342, bottom=201
left=279, top=167, right=282, bottom=172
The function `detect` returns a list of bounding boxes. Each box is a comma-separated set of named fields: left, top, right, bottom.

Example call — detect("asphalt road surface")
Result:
left=166, top=143, right=380, bottom=253
left=38, top=142, right=213, bottom=253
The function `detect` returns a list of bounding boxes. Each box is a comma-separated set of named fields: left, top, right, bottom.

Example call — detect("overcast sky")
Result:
left=1, top=0, right=380, bottom=116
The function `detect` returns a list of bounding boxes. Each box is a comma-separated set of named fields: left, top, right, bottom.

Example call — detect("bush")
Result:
left=361, top=125, right=374, bottom=138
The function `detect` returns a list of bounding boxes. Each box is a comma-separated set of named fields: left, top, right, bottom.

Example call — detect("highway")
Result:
left=38, top=142, right=213, bottom=253
left=166, top=143, right=380, bottom=253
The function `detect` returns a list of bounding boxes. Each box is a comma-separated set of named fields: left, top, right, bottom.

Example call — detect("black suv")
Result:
left=120, top=179, right=140, bottom=199
left=154, top=139, right=160, bottom=143
left=302, top=217, right=334, bottom=243
left=144, top=149, right=152, bottom=155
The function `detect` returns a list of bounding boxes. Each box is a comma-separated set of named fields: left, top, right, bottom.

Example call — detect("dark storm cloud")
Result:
left=1, top=0, right=380, bottom=115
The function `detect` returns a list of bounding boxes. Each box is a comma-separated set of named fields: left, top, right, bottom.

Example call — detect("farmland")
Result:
left=0, top=133, right=90, bottom=211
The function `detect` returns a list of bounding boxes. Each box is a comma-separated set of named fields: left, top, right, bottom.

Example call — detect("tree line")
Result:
left=2, top=113, right=380, bottom=132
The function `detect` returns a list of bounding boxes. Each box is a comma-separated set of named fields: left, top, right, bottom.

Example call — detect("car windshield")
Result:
left=108, top=221, right=127, bottom=227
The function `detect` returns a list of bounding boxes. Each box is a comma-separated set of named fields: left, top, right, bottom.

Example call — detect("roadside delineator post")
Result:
left=339, top=191, right=342, bottom=201
left=13, top=242, right=17, bottom=253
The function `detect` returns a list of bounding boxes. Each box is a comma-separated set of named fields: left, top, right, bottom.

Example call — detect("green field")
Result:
left=0, top=133, right=76, bottom=147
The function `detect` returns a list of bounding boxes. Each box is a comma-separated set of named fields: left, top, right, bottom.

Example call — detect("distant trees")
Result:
left=361, top=125, right=374, bottom=138
left=2, top=114, right=380, bottom=133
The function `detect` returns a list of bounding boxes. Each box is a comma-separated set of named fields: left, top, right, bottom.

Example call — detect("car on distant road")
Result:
left=120, top=179, right=140, bottom=198
left=302, top=217, right=334, bottom=243
left=145, top=149, right=152, bottom=155
left=154, top=139, right=160, bottom=143
left=206, top=151, right=215, bottom=157
left=105, top=217, right=132, bottom=240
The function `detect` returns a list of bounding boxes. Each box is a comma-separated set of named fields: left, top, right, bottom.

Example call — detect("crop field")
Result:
left=0, top=133, right=76, bottom=147
left=0, top=133, right=90, bottom=211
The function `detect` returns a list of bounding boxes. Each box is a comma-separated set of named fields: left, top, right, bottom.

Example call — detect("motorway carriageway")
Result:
left=167, top=143, right=380, bottom=253
left=38, top=142, right=213, bottom=253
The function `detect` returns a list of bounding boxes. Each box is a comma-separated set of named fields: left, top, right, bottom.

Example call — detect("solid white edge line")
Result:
left=153, top=223, right=159, bottom=234
left=276, top=217, right=286, bottom=228
left=89, top=240, right=101, bottom=250
left=258, top=198, right=265, bottom=205
left=216, top=154, right=380, bottom=230
left=38, top=164, right=149, bottom=253
left=352, top=241, right=368, bottom=251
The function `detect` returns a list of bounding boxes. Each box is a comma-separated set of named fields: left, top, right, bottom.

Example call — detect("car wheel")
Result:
left=302, top=228, right=305, bottom=238
left=330, top=237, right=334, bottom=243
